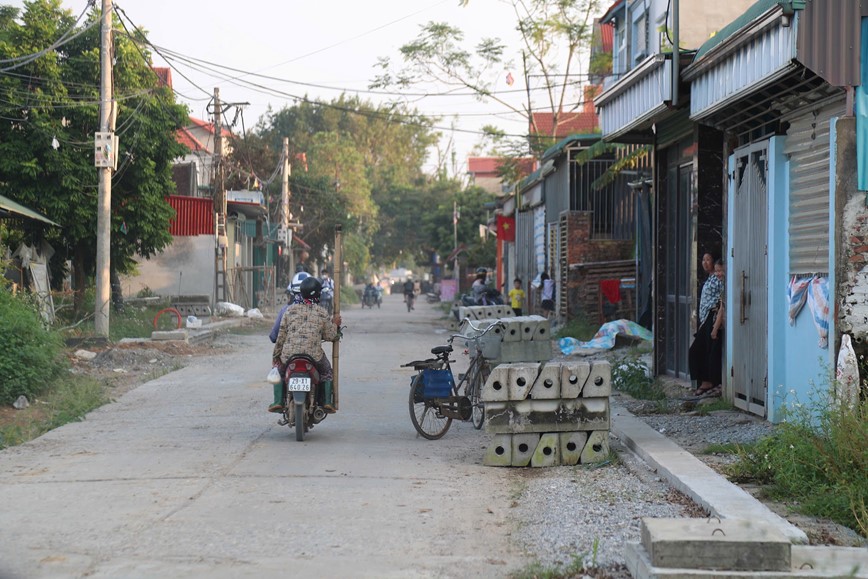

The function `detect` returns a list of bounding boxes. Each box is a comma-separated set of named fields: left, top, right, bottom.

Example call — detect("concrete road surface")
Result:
left=0, top=294, right=527, bottom=578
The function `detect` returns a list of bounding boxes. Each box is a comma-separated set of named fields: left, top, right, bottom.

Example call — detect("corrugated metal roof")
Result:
left=0, top=194, right=58, bottom=225
left=694, top=0, right=785, bottom=60
left=541, top=134, right=601, bottom=162
left=797, top=0, right=862, bottom=87
left=167, top=195, right=213, bottom=236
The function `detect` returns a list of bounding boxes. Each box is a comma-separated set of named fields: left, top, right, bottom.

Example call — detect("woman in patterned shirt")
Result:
left=688, top=250, right=723, bottom=395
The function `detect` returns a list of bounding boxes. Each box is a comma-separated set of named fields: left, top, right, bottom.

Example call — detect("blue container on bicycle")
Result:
left=421, top=369, right=454, bottom=398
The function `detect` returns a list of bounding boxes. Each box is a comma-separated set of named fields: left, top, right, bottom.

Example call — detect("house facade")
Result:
left=596, top=0, right=868, bottom=421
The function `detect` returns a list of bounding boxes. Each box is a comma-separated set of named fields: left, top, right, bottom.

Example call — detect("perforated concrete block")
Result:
left=500, top=308, right=515, bottom=317
left=560, top=361, right=591, bottom=398
left=530, top=362, right=561, bottom=399
left=502, top=318, right=523, bottom=342
left=584, top=360, right=612, bottom=397
left=531, top=433, right=560, bottom=467
left=483, top=434, right=513, bottom=466
left=559, top=431, right=589, bottom=465
left=561, top=398, right=610, bottom=431
left=457, top=306, right=476, bottom=321
left=519, top=316, right=541, bottom=341
left=508, top=363, right=540, bottom=400
left=481, top=365, right=510, bottom=402
left=511, top=433, right=540, bottom=467
left=530, top=318, right=551, bottom=341
left=580, top=431, right=609, bottom=463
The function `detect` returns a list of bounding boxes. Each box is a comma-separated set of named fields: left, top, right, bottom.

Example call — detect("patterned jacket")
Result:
left=272, top=303, right=338, bottom=364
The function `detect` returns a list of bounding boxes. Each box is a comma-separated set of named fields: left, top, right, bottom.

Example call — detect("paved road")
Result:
left=0, top=294, right=527, bottom=578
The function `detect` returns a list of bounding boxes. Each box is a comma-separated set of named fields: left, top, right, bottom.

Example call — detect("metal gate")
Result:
left=731, top=142, right=769, bottom=417
left=662, top=163, right=694, bottom=378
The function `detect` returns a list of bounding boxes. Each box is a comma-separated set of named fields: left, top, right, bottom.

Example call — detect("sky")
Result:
left=7, top=0, right=595, bottom=174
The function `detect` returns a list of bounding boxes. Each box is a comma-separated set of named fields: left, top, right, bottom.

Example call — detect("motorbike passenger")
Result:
left=269, top=271, right=309, bottom=344
left=271, top=277, right=342, bottom=414
left=403, top=277, right=415, bottom=309
left=471, top=267, right=488, bottom=304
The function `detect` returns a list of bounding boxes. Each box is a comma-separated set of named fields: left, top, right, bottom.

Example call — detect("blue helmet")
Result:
left=288, top=271, right=310, bottom=294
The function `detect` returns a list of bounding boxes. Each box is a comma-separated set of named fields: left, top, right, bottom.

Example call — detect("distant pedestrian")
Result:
left=689, top=250, right=724, bottom=396
left=540, top=272, right=555, bottom=320
left=509, top=278, right=525, bottom=316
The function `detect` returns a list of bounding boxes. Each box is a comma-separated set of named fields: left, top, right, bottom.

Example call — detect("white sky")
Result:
left=8, top=0, right=595, bottom=174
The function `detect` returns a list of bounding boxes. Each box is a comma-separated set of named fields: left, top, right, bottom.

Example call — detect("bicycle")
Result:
left=401, top=319, right=503, bottom=439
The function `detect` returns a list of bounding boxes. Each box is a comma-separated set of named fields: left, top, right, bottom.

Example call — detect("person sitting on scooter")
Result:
left=269, top=271, right=309, bottom=343
left=271, top=277, right=342, bottom=414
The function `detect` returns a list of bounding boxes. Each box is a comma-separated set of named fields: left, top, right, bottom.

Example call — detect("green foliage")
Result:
left=554, top=314, right=596, bottom=341
left=695, top=398, right=734, bottom=415
left=0, top=290, right=66, bottom=404
left=725, top=401, right=868, bottom=537
left=612, top=357, right=664, bottom=401
left=0, top=1, right=189, bottom=309
left=510, top=541, right=600, bottom=579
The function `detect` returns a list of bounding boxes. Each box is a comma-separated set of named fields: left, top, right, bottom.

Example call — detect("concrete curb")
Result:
left=610, top=402, right=809, bottom=544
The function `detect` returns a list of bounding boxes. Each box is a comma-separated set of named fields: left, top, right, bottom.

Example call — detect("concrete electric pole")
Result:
left=94, top=0, right=115, bottom=337
left=213, top=88, right=228, bottom=303
left=280, top=137, right=291, bottom=283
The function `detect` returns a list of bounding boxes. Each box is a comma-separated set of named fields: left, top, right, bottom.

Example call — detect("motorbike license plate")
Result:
left=287, top=377, right=311, bottom=392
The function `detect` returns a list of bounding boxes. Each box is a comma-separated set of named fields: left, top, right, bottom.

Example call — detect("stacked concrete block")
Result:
left=493, top=315, right=552, bottom=365
left=482, top=359, right=611, bottom=467
left=458, top=305, right=515, bottom=321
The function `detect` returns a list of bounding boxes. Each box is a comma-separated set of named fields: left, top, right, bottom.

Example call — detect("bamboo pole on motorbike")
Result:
left=332, top=224, right=342, bottom=411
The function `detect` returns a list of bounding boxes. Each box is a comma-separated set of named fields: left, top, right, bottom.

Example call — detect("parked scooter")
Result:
left=278, top=354, right=329, bottom=441
left=425, top=291, right=441, bottom=304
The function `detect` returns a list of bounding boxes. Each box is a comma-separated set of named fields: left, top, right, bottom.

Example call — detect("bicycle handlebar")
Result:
left=447, top=319, right=505, bottom=345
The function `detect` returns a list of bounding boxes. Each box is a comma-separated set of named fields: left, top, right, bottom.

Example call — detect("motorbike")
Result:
left=278, top=355, right=329, bottom=441
left=321, top=286, right=334, bottom=315
left=361, top=286, right=381, bottom=309
left=453, top=288, right=504, bottom=320
left=425, top=291, right=441, bottom=304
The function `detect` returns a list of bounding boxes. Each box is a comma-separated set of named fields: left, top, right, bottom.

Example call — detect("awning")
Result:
left=596, top=54, right=672, bottom=141
left=227, top=200, right=267, bottom=220
left=0, top=194, right=58, bottom=226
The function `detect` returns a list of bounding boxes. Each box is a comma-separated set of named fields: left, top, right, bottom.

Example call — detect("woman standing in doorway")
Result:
left=689, top=250, right=723, bottom=396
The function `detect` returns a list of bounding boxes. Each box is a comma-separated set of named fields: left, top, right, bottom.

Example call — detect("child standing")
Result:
left=508, top=278, right=525, bottom=316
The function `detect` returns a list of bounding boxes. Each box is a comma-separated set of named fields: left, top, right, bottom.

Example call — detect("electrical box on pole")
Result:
left=94, top=132, right=118, bottom=169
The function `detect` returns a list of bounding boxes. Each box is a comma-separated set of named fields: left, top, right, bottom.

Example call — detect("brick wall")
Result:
left=562, top=211, right=634, bottom=323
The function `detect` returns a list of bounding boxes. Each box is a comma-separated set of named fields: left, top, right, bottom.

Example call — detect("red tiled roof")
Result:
left=468, top=157, right=537, bottom=177
left=188, top=117, right=232, bottom=138
left=530, top=111, right=599, bottom=137
left=152, top=67, right=172, bottom=89
left=175, top=127, right=206, bottom=151
left=599, top=20, right=613, bottom=53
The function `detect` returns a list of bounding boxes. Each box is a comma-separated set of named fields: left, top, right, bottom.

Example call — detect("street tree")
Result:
left=371, top=0, right=602, bottom=159
left=0, top=0, right=188, bottom=314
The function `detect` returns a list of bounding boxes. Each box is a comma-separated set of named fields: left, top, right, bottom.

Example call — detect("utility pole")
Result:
left=213, top=88, right=228, bottom=303
left=280, top=137, right=291, bottom=284
left=94, top=0, right=114, bottom=337
left=453, top=200, right=459, bottom=288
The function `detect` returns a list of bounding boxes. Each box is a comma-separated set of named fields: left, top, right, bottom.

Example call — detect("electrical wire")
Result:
left=0, top=2, right=91, bottom=65
left=0, top=19, right=100, bottom=73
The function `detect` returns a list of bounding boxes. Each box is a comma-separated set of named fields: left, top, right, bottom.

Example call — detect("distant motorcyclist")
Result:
left=271, top=277, right=342, bottom=413
left=320, top=268, right=335, bottom=314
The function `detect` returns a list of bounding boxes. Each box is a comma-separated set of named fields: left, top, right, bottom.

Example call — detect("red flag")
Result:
left=496, top=215, right=515, bottom=242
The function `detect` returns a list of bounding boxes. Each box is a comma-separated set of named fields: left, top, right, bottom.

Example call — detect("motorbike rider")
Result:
left=271, top=277, right=342, bottom=414
left=269, top=271, right=309, bottom=344
left=320, top=268, right=335, bottom=313
left=403, top=277, right=416, bottom=309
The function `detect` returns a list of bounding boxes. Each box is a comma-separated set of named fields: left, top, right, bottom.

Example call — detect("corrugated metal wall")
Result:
left=785, top=98, right=845, bottom=275
left=167, top=195, right=214, bottom=236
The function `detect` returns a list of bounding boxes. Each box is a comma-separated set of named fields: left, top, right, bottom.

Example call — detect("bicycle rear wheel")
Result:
left=469, top=360, right=489, bottom=430
left=409, top=374, right=452, bottom=439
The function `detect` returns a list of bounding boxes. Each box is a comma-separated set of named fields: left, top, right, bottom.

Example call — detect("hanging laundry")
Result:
left=808, top=276, right=830, bottom=348
left=787, top=275, right=811, bottom=325
left=600, top=279, right=621, bottom=304
left=786, top=274, right=829, bottom=348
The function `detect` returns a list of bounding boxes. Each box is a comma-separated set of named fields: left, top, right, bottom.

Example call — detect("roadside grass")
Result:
left=700, top=441, right=748, bottom=455
left=0, top=374, right=107, bottom=450
left=695, top=398, right=734, bottom=415
left=510, top=542, right=602, bottom=579
left=555, top=314, right=597, bottom=342
left=611, top=357, right=665, bottom=401
left=723, top=399, right=868, bottom=538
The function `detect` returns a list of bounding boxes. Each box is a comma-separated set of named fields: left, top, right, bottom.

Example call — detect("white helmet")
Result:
left=288, top=271, right=310, bottom=294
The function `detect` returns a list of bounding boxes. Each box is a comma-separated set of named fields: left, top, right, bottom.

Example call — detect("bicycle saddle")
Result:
left=431, top=345, right=453, bottom=356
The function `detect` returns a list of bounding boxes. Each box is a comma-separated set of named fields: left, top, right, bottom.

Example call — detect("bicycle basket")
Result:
left=421, top=369, right=454, bottom=398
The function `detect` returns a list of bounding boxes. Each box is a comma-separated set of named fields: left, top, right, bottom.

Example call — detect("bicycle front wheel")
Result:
left=409, top=374, right=452, bottom=440
left=469, top=361, right=489, bottom=430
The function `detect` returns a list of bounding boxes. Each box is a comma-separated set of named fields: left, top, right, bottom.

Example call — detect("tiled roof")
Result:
left=188, top=116, right=233, bottom=138
left=599, top=19, right=613, bottom=53
left=467, top=157, right=536, bottom=176
left=530, top=111, right=599, bottom=137
left=176, top=127, right=206, bottom=151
